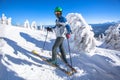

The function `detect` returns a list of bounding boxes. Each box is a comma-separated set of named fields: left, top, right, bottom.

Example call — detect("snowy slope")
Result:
left=0, top=24, right=120, bottom=80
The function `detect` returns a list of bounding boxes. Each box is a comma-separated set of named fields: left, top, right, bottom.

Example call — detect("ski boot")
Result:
left=47, top=59, right=57, bottom=65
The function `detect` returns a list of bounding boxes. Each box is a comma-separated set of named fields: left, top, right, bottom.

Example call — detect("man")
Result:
left=47, top=7, right=71, bottom=65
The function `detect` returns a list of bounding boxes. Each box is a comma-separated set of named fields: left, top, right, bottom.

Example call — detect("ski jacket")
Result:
left=53, top=16, right=71, bottom=38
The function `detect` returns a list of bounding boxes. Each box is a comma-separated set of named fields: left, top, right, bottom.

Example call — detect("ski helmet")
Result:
left=54, top=7, right=62, bottom=12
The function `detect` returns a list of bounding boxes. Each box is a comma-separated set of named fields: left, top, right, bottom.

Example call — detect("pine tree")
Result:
left=24, top=19, right=30, bottom=28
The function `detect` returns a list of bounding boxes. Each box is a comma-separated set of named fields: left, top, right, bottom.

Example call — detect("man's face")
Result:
left=55, top=11, right=62, bottom=18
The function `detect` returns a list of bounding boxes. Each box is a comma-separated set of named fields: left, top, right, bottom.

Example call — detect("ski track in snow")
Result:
left=0, top=24, right=120, bottom=80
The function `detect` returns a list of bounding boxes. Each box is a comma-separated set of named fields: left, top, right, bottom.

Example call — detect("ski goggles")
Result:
left=55, top=12, right=61, bottom=15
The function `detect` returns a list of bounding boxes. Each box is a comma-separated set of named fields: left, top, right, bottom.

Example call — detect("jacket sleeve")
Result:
left=52, top=25, right=56, bottom=29
left=61, top=17, right=72, bottom=34
left=65, top=24, right=72, bottom=34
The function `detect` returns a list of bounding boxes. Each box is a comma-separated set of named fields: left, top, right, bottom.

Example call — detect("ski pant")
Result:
left=52, top=37, right=67, bottom=63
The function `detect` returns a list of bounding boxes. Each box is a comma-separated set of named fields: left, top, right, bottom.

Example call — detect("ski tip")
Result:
left=32, top=50, right=38, bottom=54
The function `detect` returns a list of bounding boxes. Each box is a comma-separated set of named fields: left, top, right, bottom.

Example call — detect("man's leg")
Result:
left=52, top=37, right=64, bottom=61
left=59, top=38, right=68, bottom=63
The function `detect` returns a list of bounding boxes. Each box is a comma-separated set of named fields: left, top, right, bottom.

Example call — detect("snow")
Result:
left=0, top=24, right=120, bottom=80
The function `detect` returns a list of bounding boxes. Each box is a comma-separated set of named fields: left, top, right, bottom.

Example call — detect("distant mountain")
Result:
left=90, top=22, right=117, bottom=37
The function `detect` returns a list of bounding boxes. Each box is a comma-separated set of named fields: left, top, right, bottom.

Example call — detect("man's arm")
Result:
left=65, top=23, right=72, bottom=39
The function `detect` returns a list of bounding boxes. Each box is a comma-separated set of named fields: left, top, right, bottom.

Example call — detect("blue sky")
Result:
left=0, top=0, right=120, bottom=25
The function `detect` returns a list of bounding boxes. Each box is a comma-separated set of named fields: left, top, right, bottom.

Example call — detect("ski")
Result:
left=32, top=50, right=74, bottom=76
left=57, top=53, right=77, bottom=73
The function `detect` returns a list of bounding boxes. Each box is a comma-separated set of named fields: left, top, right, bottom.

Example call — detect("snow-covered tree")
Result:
left=0, top=14, right=12, bottom=25
left=31, top=21, right=37, bottom=29
left=24, top=19, right=30, bottom=28
left=39, top=25, right=44, bottom=30
left=66, top=13, right=96, bottom=53
left=98, top=33, right=105, bottom=41
left=102, top=24, right=120, bottom=51
left=6, top=17, right=12, bottom=25
left=1, top=14, right=7, bottom=24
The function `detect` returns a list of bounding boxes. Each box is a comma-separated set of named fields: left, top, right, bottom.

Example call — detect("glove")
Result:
left=66, top=33, right=70, bottom=39
left=46, top=27, right=53, bottom=32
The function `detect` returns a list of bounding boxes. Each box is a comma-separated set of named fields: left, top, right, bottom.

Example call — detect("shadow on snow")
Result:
left=3, top=38, right=69, bottom=79
left=0, top=55, right=25, bottom=80
left=20, top=32, right=54, bottom=51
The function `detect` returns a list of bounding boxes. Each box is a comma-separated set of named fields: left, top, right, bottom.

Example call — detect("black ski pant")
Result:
left=52, top=37, right=67, bottom=63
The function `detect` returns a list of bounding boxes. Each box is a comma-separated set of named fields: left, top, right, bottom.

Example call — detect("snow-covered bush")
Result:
left=66, top=13, right=96, bottom=53
left=102, top=24, right=120, bottom=51
left=24, top=19, right=30, bottom=28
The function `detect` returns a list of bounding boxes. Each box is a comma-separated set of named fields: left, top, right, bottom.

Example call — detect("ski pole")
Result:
left=42, top=30, right=48, bottom=51
left=67, top=39, right=73, bottom=68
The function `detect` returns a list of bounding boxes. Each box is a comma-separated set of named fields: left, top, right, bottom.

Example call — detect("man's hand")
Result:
left=46, top=27, right=53, bottom=32
left=66, top=33, right=70, bottom=39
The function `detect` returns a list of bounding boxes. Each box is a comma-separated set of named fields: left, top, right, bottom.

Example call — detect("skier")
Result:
left=46, top=7, right=71, bottom=65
